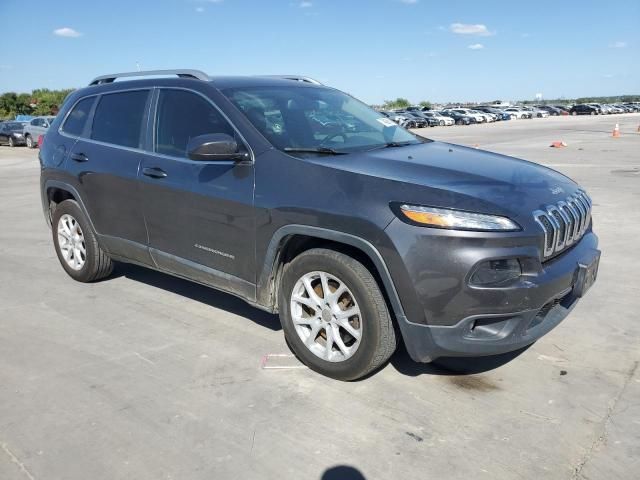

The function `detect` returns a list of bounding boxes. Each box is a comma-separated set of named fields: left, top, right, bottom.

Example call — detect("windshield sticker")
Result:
left=376, top=117, right=396, bottom=127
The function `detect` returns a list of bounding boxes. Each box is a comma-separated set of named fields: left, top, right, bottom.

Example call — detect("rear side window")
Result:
left=62, top=97, right=95, bottom=137
left=91, top=90, right=149, bottom=148
left=155, top=89, right=235, bottom=158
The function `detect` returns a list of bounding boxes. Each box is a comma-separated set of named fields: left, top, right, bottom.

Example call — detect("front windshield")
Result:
left=223, top=85, right=423, bottom=153
left=5, top=122, right=23, bottom=131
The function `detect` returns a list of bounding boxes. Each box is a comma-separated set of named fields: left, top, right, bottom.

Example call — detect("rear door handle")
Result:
left=142, top=167, right=168, bottom=179
left=70, top=152, right=88, bottom=162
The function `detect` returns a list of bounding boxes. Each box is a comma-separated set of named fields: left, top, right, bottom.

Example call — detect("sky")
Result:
left=1, top=0, right=638, bottom=104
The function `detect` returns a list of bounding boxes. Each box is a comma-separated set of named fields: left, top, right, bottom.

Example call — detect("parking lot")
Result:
left=1, top=114, right=639, bottom=480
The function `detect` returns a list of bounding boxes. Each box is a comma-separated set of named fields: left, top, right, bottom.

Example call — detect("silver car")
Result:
left=24, top=116, right=55, bottom=148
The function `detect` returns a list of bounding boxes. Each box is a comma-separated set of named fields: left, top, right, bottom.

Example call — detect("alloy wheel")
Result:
left=57, top=214, right=86, bottom=270
left=290, top=271, right=362, bottom=362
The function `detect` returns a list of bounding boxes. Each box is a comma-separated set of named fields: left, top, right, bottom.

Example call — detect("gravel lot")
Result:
left=1, top=114, right=639, bottom=480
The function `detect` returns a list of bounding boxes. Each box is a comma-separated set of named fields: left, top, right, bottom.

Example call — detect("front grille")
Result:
left=533, top=189, right=592, bottom=260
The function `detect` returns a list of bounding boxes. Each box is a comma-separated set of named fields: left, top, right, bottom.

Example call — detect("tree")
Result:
left=382, top=97, right=411, bottom=110
left=418, top=100, right=432, bottom=110
left=0, top=88, right=74, bottom=119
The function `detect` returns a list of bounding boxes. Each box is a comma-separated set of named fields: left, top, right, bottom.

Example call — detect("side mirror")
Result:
left=187, top=133, right=247, bottom=161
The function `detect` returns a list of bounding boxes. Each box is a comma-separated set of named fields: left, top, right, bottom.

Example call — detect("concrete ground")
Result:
left=1, top=114, right=639, bottom=480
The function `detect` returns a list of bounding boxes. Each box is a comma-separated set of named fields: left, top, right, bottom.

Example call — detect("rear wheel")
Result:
left=8, top=137, right=15, bottom=147
left=52, top=200, right=113, bottom=282
left=279, top=248, right=396, bottom=381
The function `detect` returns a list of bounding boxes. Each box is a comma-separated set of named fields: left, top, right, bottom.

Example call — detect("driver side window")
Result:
left=155, top=89, right=235, bottom=158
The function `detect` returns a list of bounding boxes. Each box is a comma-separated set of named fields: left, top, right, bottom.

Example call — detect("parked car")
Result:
left=521, top=106, right=549, bottom=118
left=0, top=121, right=27, bottom=147
left=403, top=111, right=439, bottom=127
left=420, top=111, right=454, bottom=126
left=570, top=104, right=599, bottom=115
left=24, top=116, right=55, bottom=148
left=440, top=110, right=475, bottom=125
left=40, top=69, right=600, bottom=380
left=503, top=107, right=532, bottom=119
left=450, top=108, right=486, bottom=123
left=385, top=112, right=417, bottom=129
left=475, top=106, right=510, bottom=121
left=396, top=111, right=429, bottom=128
left=584, top=104, right=603, bottom=114
left=469, top=109, right=496, bottom=122
left=537, top=106, right=563, bottom=116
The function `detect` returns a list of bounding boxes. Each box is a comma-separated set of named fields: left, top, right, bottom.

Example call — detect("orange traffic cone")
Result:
left=550, top=141, right=567, bottom=148
left=612, top=124, right=621, bottom=137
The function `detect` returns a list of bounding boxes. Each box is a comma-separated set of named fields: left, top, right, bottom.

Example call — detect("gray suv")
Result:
left=39, top=70, right=600, bottom=380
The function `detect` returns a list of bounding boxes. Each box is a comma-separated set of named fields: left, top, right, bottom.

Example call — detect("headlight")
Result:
left=14, top=133, right=23, bottom=137
left=398, top=204, right=520, bottom=231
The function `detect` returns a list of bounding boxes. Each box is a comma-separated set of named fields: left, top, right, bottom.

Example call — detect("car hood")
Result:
left=314, top=141, right=579, bottom=224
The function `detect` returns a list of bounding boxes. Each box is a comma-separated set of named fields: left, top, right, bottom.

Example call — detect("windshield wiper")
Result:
left=366, top=141, right=418, bottom=151
left=283, top=147, right=348, bottom=155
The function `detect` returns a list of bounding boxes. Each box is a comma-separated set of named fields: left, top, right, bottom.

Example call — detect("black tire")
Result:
left=439, top=120, right=445, bottom=126
left=590, top=111, right=595, bottom=116
left=51, top=199, right=113, bottom=282
left=278, top=248, right=396, bottom=381
left=8, top=136, right=15, bottom=147
left=25, top=135, right=34, bottom=148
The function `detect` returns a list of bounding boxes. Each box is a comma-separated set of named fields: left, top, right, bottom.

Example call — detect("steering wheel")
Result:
left=319, top=132, right=347, bottom=147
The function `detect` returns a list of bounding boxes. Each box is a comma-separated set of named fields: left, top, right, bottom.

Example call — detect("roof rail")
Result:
left=89, top=69, right=210, bottom=86
left=262, top=75, right=323, bottom=85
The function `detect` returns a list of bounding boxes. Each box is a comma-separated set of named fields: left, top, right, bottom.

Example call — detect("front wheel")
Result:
left=279, top=248, right=396, bottom=381
left=8, top=137, right=15, bottom=147
left=26, top=135, right=34, bottom=148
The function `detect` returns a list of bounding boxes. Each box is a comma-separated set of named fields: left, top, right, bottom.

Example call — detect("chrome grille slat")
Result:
left=533, top=190, right=592, bottom=260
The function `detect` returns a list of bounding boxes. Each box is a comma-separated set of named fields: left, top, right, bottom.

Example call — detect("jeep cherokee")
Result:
left=39, top=70, right=600, bottom=380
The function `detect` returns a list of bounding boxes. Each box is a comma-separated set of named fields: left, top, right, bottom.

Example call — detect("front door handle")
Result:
left=70, top=152, right=88, bottom=162
left=142, top=167, right=168, bottom=179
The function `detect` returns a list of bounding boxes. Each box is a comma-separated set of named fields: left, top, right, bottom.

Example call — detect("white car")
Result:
left=470, top=110, right=496, bottom=122
left=421, top=111, right=454, bottom=126
left=503, top=108, right=531, bottom=119
left=451, top=108, right=486, bottom=123
left=523, top=107, right=549, bottom=118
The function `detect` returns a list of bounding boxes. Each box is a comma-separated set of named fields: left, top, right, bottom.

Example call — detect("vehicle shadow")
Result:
left=321, top=465, right=366, bottom=480
left=390, top=342, right=532, bottom=376
left=113, top=263, right=282, bottom=331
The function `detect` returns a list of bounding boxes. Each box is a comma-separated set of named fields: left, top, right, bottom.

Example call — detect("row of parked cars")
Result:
left=2, top=100, right=639, bottom=148
left=0, top=116, right=54, bottom=147
left=379, top=102, right=640, bottom=128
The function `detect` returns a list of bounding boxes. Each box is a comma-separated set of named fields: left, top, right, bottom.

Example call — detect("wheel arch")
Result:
left=257, top=225, right=406, bottom=324
left=43, top=180, right=95, bottom=232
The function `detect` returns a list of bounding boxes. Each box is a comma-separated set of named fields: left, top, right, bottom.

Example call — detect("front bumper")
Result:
left=383, top=219, right=600, bottom=362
